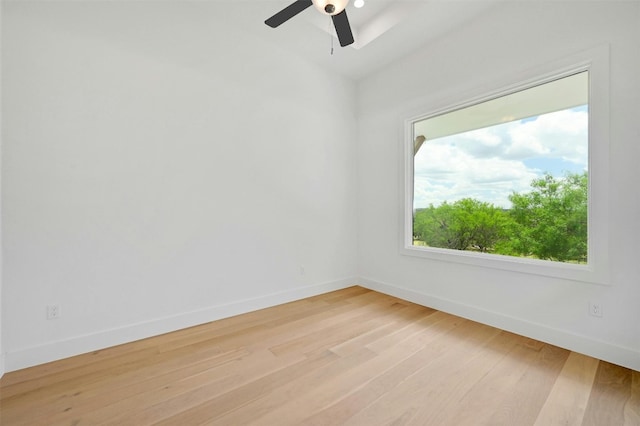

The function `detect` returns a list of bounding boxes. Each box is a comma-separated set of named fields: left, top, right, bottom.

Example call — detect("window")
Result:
left=401, top=47, right=609, bottom=284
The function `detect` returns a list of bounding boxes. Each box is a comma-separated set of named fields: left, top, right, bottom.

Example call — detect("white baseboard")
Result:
left=359, top=277, right=640, bottom=372
left=5, top=277, right=355, bottom=372
left=7, top=277, right=638, bottom=373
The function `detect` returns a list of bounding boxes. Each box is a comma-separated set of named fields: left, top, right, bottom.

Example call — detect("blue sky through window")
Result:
left=413, top=105, right=588, bottom=209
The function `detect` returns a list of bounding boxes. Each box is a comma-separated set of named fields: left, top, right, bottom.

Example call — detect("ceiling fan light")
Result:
left=312, top=0, right=349, bottom=16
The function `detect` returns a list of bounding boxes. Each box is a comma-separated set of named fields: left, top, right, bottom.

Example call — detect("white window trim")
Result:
left=400, top=45, right=610, bottom=285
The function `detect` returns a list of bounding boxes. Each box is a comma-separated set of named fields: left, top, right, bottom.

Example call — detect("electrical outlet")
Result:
left=589, top=302, right=603, bottom=318
left=47, top=304, right=61, bottom=320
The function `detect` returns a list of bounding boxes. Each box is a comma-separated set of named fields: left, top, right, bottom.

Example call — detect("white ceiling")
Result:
left=229, top=0, right=499, bottom=80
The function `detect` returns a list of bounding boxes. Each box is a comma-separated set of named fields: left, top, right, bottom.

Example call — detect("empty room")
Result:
left=0, top=0, right=639, bottom=424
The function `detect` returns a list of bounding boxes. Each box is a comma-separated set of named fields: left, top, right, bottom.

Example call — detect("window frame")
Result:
left=400, top=46, right=610, bottom=285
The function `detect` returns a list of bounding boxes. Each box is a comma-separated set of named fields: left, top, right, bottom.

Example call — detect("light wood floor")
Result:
left=1, top=286, right=638, bottom=425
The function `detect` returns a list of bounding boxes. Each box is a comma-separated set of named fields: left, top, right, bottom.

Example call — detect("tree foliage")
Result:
left=414, top=198, right=511, bottom=252
left=499, top=172, right=588, bottom=262
left=413, top=172, right=588, bottom=263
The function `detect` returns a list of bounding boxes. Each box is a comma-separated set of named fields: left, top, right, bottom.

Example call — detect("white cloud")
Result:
left=413, top=107, right=588, bottom=209
left=508, top=109, right=588, bottom=164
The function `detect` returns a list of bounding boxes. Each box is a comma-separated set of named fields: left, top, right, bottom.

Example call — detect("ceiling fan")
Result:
left=265, top=0, right=355, bottom=47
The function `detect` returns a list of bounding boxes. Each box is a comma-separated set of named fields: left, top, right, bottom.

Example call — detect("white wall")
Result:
left=0, top=0, right=4, bottom=379
left=357, top=1, right=640, bottom=371
left=2, top=1, right=358, bottom=371
left=3, top=1, right=639, bottom=374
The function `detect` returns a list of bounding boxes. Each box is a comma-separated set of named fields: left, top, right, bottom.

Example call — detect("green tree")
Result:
left=456, top=198, right=512, bottom=252
left=414, top=202, right=461, bottom=249
left=500, top=172, right=588, bottom=262
left=414, top=198, right=511, bottom=252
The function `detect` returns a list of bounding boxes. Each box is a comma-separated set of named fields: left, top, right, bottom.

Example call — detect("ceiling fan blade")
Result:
left=331, top=10, right=354, bottom=47
left=265, top=0, right=313, bottom=28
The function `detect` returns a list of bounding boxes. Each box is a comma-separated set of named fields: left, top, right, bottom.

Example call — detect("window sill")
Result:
left=400, top=244, right=609, bottom=285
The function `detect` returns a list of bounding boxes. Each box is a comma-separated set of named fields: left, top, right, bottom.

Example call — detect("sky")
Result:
left=413, top=105, right=588, bottom=209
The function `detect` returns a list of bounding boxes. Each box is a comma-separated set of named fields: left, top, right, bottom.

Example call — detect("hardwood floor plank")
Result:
left=625, top=370, right=640, bottom=425
left=0, top=331, right=250, bottom=419
left=365, top=310, right=454, bottom=354
left=1, top=287, right=636, bottom=426
left=268, top=301, right=408, bottom=357
left=583, top=361, right=634, bottom=426
left=405, top=330, right=524, bottom=426
left=84, top=350, right=304, bottom=425
left=414, top=333, right=565, bottom=426
left=152, top=350, right=339, bottom=425
left=533, top=352, right=599, bottom=426
left=205, top=347, right=379, bottom=426
left=339, top=321, right=502, bottom=426
left=13, top=348, right=250, bottom=426
left=0, top=346, right=161, bottom=400
left=329, top=304, right=436, bottom=357
left=252, top=314, right=466, bottom=425
left=484, top=343, right=571, bottom=425
left=299, top=328, right=513, bottom=426
left=312, top=286, right=372, bottom=303
left=55, top=290, right=376, bottom=421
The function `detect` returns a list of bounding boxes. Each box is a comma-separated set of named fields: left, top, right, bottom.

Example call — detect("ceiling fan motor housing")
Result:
left=312, top=0, right=349, bottom=16
left=265, top=0, right=355, bottom=47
